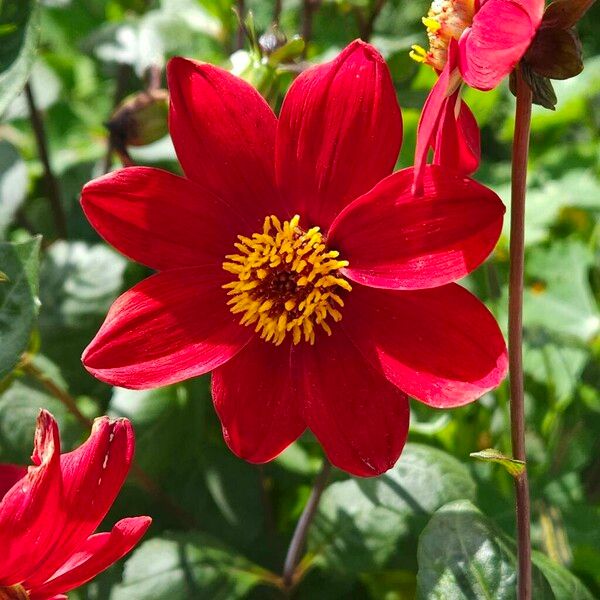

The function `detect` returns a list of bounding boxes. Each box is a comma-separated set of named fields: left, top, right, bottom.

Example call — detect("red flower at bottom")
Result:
left=0, top=411, right=150, bottom=600
left=81, top=41, right=508, bottom=477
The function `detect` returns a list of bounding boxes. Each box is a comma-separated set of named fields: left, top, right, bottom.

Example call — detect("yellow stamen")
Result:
left=223, top=215, right=351, bottom=346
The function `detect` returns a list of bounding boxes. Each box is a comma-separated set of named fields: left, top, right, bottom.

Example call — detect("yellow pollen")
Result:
left=223, top=215, right=351, bottom=346
left=411, top=0, right=475, bottom=70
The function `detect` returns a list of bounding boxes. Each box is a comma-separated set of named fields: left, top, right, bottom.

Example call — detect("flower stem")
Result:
left=509, top=67, right=533, bottom=600
left=282, top=457, right=331, bottom=590
left=25, top=82, right=67, bottom=239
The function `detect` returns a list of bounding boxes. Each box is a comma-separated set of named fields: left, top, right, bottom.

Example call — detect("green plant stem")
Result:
left=24, top=82, right=67, bottom=239
left=282, top=457, right=331, bottom=590
left=509, top=67, right=533, bottom=600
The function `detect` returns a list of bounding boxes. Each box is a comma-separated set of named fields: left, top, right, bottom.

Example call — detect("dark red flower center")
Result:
left=222, top=215, right=352, bottom=345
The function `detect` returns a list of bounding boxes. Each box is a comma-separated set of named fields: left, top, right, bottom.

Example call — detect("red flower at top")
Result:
left=81, top=40, right=507, bottom=477
left=0, top=410, right=150, bottom=600
left=412, top=0, right=545, bottom=191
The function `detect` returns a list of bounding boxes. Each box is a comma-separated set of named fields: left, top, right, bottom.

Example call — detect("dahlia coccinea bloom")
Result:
left=81, top=40, right=508, bottom=477
left=411, top=0, right=545, bottom=191
left=0, top=410, right=150, bottom=600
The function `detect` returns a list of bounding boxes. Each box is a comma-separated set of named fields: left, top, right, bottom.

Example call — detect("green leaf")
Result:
left=110, top=533, right=273, bottom=600
left=416, top=500, right=553, bottom=599
left=309, top=444, right=476, bottom=573
left=0, top=0, right=40, bottom=116
left=470, top=448, right=526, bottom=477
left=0, top=237, right=41, bottom=380
left=0, top=141, right=28, bottom=239
left=0, top=360, right=80, bottom=462
left=532, top=551, right=595, bottom=600
left=524, top=241, right=599, bottom=343
left=39, top=241, right=126, bottom=394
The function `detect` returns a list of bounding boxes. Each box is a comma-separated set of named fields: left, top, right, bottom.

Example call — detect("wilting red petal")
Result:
left=26, top=418, right=135, bottom=587
left=167, top=57, right=283, bottom=227
left=0, top=411, right=62, bottom=586
left=433, top=93, right=480, bottom=176
left=459, top=0, right=544, bottom=91
left=413, top=39, right=461, bottom=196
left=212, top=338, right=305, bottom=463
left=343, top=284, right=508, bottom=407
left=82, top=267, right=251, bottom=389
left=298, top=325, right=409, bottom=477
left=0, top=465, right=26, bottom=500
left=27, top=517, right=151, bottom=600
left=329, top=165, right=504, bottom=290
left=276, top=39, right=402, bottom=230
left=81, top=167, right=247, bottom=271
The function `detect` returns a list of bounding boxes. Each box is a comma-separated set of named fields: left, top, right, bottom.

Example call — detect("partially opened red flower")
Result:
left=81, top=40, right=508, bottom=477
left=412, top=0, right=545, bottom=192
left=0, top=410, right=150, bottom=600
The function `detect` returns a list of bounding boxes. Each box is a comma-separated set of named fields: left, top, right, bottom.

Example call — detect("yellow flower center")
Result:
left=223, top=215, right=352, bottom=346
left=0, top=586, right=29, bottom=600
left=410, top=0, right=476, bottom=70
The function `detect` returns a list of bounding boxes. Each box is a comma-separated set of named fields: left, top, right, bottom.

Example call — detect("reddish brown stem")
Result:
left=282, top=457, right=331, bottom=590
left=509, top=67, right=533, bottom=600
left=103, top=64, right=131, bottom=174
left=301, top=0, right=320, bottom=58
left=24, top=82, right=67, bottom=239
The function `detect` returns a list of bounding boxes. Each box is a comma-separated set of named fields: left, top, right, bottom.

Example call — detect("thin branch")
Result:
left=21, top=357, right=199, bottom=529
left=301, top=0, right=321, bottom=58
left=356, top=0, right=387, bottom=41
left=273, top=0, right=283, bottom=23
left=24, top=82, right=67, bottom=239
left=282, top=457, right=331, bottom=590
left=145, top=64, right=162, bottom=92
left=103, top=63, right=131, bottom=174
left=236, top=0, right=246, bottom=49
left=509, top=67, right=533, bottom=600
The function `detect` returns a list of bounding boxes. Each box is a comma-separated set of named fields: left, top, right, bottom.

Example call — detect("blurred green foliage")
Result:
left=0, top=0, right=599, bottom=598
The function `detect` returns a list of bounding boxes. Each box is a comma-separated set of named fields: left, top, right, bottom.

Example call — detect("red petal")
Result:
left=28, top=517, right=151, bottom=599
left=167, top=57, right=282, bottom=227
left=413, top=40, right=461, bottom=196
left=82, top=266, right=251, bottom=389
left=343, top=284, right=508, bottom=407
left=298, top=326, right=410, bottom=477
left=433, top=93, right=480, bottom=176
left=212, top=338, right=305, bottom=463
left=81, top=167, right=247, bottom=271
left=329, top=165, right=505, bottom=290
left=0, top=411, right=62, bottom=586
left=276, top=40, right=402, bottom=230
left=0, top=465, right=26, bottom=500
left=459, top=0, right=544, bottom=91
left=25, top=418, right=135, bottom=587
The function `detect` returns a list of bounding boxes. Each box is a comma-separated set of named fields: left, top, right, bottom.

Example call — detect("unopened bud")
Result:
left=106, top=89, right=169, bottom=150
left=259, top=25, right=287, bottom=56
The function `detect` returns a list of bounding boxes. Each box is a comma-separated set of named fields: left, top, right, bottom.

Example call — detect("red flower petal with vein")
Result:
left=0, top=411, right=150, bottom=599
left=81, top=40, right=507, bottom=477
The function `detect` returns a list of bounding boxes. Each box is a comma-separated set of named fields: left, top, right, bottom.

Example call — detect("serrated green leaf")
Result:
left=309, top=444, right=476, bottom=573
left=0, top=141, right=28, bottom=239
left=0, top=237, right=41, bottom=380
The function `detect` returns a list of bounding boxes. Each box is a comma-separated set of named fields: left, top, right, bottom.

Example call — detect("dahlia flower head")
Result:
left=0, top=410, right=150, bottom=600
left=81, top=40, right=508, bottom=477
left=412, top=0, right=545, bottom=189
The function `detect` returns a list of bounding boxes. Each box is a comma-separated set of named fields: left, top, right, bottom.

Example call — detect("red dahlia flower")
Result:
left=0, top=410, right=150, bottom=600
left=81, top=40, right=508, bottom=477
left=412, top=0, right=545, bottom=192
